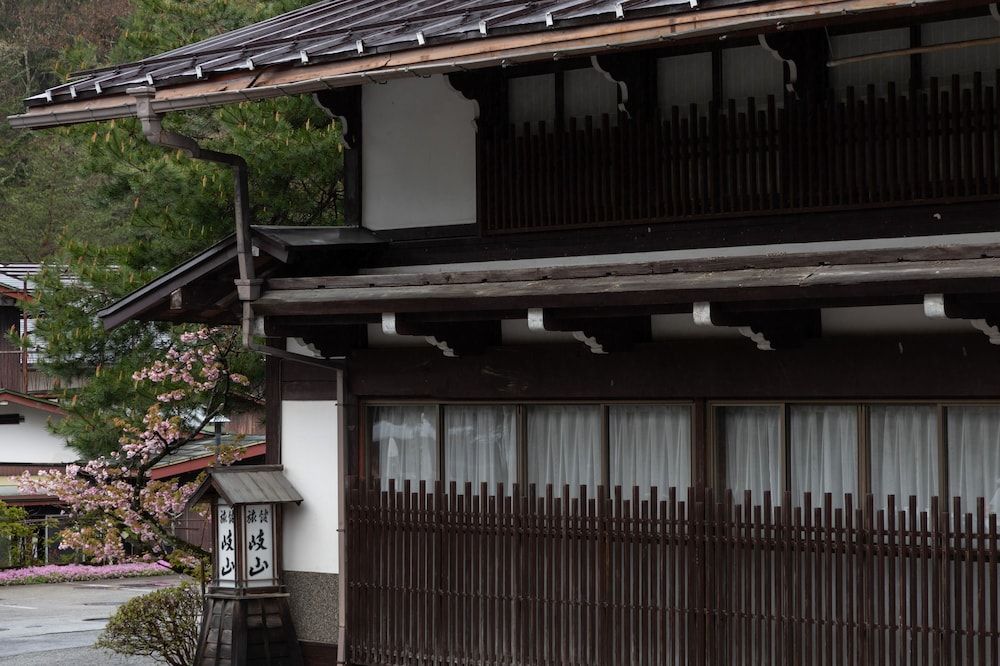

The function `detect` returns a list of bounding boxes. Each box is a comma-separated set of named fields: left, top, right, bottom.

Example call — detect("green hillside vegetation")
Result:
left=1, top=0, right=342, bottom=457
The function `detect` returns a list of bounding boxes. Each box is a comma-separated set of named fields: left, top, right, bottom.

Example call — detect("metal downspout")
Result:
left=129, top=86, right=349, bottom=662
left=128, top=86, right=343, bottom=370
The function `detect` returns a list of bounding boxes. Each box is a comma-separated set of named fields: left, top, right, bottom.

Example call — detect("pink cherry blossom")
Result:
left=17, top=327, right=253, bottom=564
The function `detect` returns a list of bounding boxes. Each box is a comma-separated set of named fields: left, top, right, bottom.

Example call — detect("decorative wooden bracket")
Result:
left=924, top=293, right=1000, bottom=344
left=592, top=53, right=657, bottom=119
left=693, top=302, right=821, bottom=350
left=760, top=29, right=830, bottom=100
left=527, top=308, right=650, bottom=354
left=381, top=313, right=500, bottom=357
left=448, top=69, right=509, bottom=131
left=314, top=86, right=361, bottom=148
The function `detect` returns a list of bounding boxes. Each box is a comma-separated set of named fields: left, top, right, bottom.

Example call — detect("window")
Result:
left=610, top=404, right=691, bottom=499
left=526, top=405, right=602, bottom=495
left=718, top=405, right=782, bottom=503
left=715, top=402, right=1000, bottom=513
left=788, top=405, right=858, bottom=508
left=0, top=413, right=24, bottom=425
left=368, top=403, right=694, bottom=497
left=870, top=405, right=938, bottom=512
left=947, top=407, right=1000, bottom=514
left=444, top=405, right=517, bottom=494
left=370, top=405, right=438, bottom=491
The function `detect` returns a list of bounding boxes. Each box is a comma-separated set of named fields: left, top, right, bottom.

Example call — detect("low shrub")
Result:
left=97, top=581, right=203, bottom=666
left=0, top=562, right=167, bottom=585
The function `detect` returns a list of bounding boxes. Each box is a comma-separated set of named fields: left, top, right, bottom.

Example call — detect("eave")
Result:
left=255, top=244, right=1000, bottom=318
left=0, top=390, right=65, bottom=417
left=9, top=0, right=975, bottom=130
left=97, top=226, right=385, bottom=330
left=149, top=442, right=266, bottom=480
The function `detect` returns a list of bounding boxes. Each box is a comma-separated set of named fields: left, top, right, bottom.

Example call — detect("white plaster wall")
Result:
left=0, top=405, right=72, bottom=463
left=362, top=75, right=477, bottom=231
left=281, top=400, right=339, bottom=574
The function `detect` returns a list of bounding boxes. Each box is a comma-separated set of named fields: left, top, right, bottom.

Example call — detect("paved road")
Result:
left=0, top=575, right=184, bottom=665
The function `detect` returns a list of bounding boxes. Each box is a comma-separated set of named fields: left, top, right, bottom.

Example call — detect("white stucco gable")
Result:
left=0, top=392, right=75, bottom=464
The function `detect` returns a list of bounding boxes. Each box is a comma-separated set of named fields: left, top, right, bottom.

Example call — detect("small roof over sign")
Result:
left=187, top=465, right=303, bottom=509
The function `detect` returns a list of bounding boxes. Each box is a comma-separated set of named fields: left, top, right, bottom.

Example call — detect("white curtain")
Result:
left=947, top=406, right=1000, bottom=514
left=610, top=405, right=691, bottom=499
left=722, top=406, right=782, bottom=504
left=870, top=405, right=939, bottom=513
left=371, top=405, right=438, bottom=491
left=789, top=406, right=858, bottom=508
left=527, top=405, right=601, bottom=496
left=444, top=405, right=517, bottom=495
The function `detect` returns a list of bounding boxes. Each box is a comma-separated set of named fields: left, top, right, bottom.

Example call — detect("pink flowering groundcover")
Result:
left=0, top=562, right=169, bottom=586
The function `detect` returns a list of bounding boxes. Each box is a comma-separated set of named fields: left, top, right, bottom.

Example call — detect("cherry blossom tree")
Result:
left=19, top=327, right=252, bottom=563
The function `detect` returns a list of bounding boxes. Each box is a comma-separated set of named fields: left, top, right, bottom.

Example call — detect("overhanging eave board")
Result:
left=253, top=257, right=1000, bottom=317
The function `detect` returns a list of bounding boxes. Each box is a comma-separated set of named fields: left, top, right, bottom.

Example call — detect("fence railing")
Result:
left=479, top=73, right=1000, bottom=234
left=346, top=479, right=999, bottom=665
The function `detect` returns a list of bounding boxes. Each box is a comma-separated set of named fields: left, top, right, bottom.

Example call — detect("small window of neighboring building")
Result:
left=0, top=413, right=24, bottom=425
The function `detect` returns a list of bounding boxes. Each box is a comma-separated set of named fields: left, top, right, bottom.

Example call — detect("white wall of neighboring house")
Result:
left=362, top=74, right=477, bottom=231
left=0, top=402, right=73, bottom=464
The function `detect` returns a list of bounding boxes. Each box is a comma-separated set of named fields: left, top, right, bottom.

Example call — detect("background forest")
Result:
left=0, top=0, right=342, bottom=457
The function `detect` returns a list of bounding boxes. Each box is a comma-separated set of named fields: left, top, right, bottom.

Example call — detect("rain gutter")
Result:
left=9, top=0, right=966, bottom=130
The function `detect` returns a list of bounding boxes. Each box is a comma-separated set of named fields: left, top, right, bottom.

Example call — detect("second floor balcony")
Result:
left=479, top=72, right=1000, bottom=234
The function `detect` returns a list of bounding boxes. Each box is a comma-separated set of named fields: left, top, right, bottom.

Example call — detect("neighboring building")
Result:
left=0, top=264, right=76, bottom=395
left=14, top=0, right=1000, bottom=664
left=0, top=389, right=73, bottom=515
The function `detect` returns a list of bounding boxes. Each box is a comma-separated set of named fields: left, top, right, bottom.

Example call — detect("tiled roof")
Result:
left=27, top=0, right=704, bottom=107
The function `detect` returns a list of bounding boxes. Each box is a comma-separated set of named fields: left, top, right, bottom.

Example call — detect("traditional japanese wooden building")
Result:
left=12, top=0, right=1000, bottom=663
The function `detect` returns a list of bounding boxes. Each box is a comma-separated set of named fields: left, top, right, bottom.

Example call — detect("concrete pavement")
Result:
left=0, top=574, right=184, bottom=665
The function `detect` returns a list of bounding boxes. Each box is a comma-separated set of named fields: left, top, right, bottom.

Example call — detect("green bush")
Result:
left=96, top=581, right=203, bottom=666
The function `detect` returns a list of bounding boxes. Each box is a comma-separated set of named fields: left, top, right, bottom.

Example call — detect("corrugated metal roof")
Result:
left=188, top=465, right=303, bottom=506
left=27, top=0, right=709, bottom=107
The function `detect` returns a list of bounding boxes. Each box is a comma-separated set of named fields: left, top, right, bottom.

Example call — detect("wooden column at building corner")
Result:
left=314, top=87, right=362, bottom=226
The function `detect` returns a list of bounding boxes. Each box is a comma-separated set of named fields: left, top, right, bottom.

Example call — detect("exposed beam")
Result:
left=527, top=307, right=651, bottom=354
left=693, top=302, right=821, bottom=350
left=254, top=256, right=1000, bottom=317
left=381, top=313, right=500, bottom=357
left=761, top=28, right=830, bottom=100
left=924, top=293, right=1000, bottom=344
